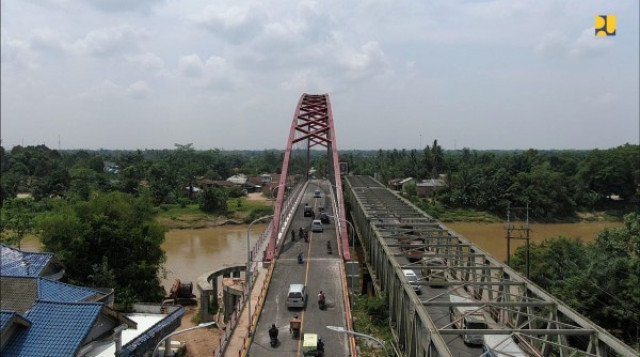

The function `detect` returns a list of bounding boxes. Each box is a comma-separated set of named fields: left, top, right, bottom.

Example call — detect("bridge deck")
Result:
left=249, top=180, right=351, bottom=357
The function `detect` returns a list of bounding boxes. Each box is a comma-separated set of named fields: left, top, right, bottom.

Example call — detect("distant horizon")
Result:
left=2, top=141, right=637, bottom=153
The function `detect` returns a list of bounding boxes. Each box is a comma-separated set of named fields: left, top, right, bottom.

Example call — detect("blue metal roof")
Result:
left=38, top=278, right=103, bottom=302
left=2, top=301, right=103, bottom=357
left=0, top=310, right=31, bottom=332
left=0, top=244, right=53, bottom=277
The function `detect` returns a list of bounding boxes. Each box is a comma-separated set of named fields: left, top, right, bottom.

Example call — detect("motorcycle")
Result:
left=317, top=338, right=325, bottom=357
left=269, top=325, right=279, bottom=347
left=326, top=240, right=332, bottom=255
left=297, top=252, right=304, bottom=264
left=318, top=292, right=326, bottom=310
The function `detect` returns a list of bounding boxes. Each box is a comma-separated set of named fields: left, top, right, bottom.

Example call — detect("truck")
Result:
left=449, top=294, right=488, bottom=345
left=421, top=254, right=447, bottom=287
left=482, top=335, right=528, bottom=357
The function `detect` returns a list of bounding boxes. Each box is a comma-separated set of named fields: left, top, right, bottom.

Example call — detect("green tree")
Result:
left=577, top=213, right=640, bottom=343
left=1, top=198, right=36, bottom=249
left=200, top=187, right=228, bottom=213
left=37, top=192, right=166, bottom=303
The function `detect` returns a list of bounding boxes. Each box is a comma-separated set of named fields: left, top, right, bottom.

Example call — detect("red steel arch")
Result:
left=266, top=93, right=350, bottom=261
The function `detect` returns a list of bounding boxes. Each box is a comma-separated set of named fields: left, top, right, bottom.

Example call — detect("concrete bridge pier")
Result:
left=197, top=265, right=245, bottom=323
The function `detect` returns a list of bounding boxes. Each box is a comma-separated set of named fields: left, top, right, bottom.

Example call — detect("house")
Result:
left=388, top=177, right=415, bottom=192
left=226, top=174, right=247, bottom=185
left=416, top=178, right=447, bottom=198
left=0, top=245, right=185, bottom=357
left=1, top=244, right=65, bottom=280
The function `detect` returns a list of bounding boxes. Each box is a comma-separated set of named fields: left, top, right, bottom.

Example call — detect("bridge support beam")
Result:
left=267, top=93, right=349, bottom=261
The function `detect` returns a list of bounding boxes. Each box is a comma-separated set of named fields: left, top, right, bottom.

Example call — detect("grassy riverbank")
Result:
left=155, top=194, right=273, bottom=229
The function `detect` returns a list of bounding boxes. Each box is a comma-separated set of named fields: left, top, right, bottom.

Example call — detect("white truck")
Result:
left=449, top=294, right=488, bottom=345
left=482, top=335, right=528, bottom=357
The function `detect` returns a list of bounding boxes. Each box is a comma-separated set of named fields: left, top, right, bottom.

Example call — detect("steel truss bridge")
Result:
left=250, top=93, right=637, bottom=357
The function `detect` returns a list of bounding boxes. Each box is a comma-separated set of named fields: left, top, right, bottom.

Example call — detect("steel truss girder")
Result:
left=343, top=175, right=638, bottom=357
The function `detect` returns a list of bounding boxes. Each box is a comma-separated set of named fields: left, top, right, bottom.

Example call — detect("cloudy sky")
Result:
left=1, top=0, right=638, bottom=151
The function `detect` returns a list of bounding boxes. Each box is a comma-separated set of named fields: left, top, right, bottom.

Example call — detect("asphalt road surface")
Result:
left=249, top=180, right=350, bottom=357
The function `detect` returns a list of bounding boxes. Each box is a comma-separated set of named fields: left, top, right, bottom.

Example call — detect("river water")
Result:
left=446, top=221, right=623, bottom=262
left=19, top=221, right=621, bottom=295
left=20, top=224, right=268, bottom=297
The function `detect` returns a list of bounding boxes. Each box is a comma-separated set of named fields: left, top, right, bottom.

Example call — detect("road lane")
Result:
left=249, top=180, right=350, bottom=357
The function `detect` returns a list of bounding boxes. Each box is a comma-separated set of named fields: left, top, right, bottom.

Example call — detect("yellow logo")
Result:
left=595, top=15, right=616, bottom=36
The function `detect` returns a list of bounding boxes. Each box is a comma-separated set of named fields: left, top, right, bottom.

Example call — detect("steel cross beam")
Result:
left=267, top=93, right=350, bottom=261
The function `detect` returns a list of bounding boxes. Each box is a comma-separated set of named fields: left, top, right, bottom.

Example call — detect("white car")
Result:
left=311, top=219, right=323, bottom=232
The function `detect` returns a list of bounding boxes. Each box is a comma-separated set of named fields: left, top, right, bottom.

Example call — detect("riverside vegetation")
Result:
left=1, top=143, right=638, bottom=345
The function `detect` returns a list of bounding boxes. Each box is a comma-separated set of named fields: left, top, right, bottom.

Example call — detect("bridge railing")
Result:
left=213, top=182, right=305, bottom=357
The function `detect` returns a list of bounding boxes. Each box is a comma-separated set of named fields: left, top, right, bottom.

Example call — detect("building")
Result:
left=0, top=244, right=185, bottom=357
left=416, top=178, right=447, bottom=198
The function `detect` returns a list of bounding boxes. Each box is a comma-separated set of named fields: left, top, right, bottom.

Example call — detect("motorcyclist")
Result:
left=269, top=324, right=278, bottom=339
left=297, top=251, right=303, bottom=263
left=289, top=315, right=301, bottom=337
left=318, top=291, right=326, bottom=307
left=299, top=227, right=304, bottom=238
left=317, top=337, right=325, bottom=356
left=291, top=230, right=296, bottom=242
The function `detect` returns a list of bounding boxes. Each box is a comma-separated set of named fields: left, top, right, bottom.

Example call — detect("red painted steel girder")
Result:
left=266, top=93, right=350, bottom=261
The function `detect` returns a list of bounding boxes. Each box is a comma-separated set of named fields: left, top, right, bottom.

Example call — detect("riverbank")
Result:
left=156, top=193, right=272, bottom=229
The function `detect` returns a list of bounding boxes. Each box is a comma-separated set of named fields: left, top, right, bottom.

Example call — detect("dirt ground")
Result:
left=246, top=192, right=270, bottom=202
left=176, top=305, right=223, bottom=357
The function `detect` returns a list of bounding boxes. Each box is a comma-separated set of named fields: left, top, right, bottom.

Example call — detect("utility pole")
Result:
left=506, top=203, right=531, bottom=278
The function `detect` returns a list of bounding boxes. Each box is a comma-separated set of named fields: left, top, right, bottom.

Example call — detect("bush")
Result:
left=244, top=206, right=274, bottom=223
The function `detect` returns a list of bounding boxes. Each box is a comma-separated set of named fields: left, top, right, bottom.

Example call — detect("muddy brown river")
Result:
left=20, top=221, right=621, bottom=295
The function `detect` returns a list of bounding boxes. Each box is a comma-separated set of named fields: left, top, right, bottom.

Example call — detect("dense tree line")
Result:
left=510, top=213, right=640, bottom=345
left=1, top=143, right=638, bottom=309
left=341, top=143, right=639, bottom=220
left=0, top=145, right=285, bottom=305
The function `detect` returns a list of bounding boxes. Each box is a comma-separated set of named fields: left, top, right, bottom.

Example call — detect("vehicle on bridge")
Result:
left=421, top=255, right=447, bottom=287
left=319, top=212, right=330, bottom=224
left=304, top=203, right=314, bottom=217
left=402, top=269, right=422, bottom=294
left=449, top=294, right=487, bottom=345
left=482, top=335, right=528, bottom=357
left=287, top=284, right=307, bottom=309
left=311, top=219, right=323, bottom=233
left=303, top=333, right=324, bottom=357
left=313, top=189, right=322, bottom=198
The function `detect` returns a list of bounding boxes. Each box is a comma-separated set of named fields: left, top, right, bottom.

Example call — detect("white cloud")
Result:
left=178, top=54, right=205, bottom=77
left=70, top=25, right=143, bottom=57
left=126, top=80, right=151, bottom=99
left=0, top=28, right=37, bottom=70
left=125, top=52, right=165, bottom=71
left=191, top=3, right=266, bottom=44
left=84, top=0, right=163, bottom=14
left=535, top=32, right=569, bottom=57
left=77, top=80, right=122, bottom=102
left=29, top=28, right=65, bottom=53
left=570, top=28, right=613, bottom=57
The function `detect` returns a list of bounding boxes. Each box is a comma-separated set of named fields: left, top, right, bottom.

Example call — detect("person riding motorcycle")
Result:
left=318, top=291, right=326, bottom=307
left=317, top=337, right=325, bottom=356
left=269, top=324, right=278, bottom=339
left=269, top=324, right=279, bottom=346
left=289, top=315, right=301, bottom=338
